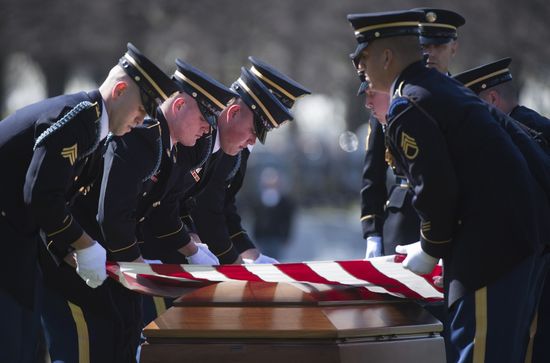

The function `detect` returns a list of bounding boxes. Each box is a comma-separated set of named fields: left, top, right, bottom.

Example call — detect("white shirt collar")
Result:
left=99, top=100, right=109, bottom=140
left=212, top=130, right=221, bottom=154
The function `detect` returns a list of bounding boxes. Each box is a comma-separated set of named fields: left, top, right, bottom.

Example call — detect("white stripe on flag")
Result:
left=119, top=262, right=156, bottom=275
left=306, top=261, right=397, bottom=296
left=182, top=265, right=234, bottom=282
left=370, top=258, right=443, bottom=299
left=244, top=264, right=296, bottom=283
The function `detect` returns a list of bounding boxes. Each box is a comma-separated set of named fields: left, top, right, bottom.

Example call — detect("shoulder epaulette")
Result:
left=34, top=101, right=100, bottom=150
left=387, top=96, right=413, bottom=123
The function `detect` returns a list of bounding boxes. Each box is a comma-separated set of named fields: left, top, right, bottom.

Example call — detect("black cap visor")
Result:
left=197, top=102, right=218, bottom=129
left=350, top=43, right=369, bottom=65
left=253, top=116, right=267, bottom=144
left=139, top=88, right=159, bottom=119
left=419, top=35, right=454, bottom=45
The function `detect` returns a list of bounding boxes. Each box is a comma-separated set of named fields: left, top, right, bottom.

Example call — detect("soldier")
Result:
left=454, top=57, right=550, bottom=144
left=140, top=63, right=294, bottom=324
left=454, top=58, right=550, bottom=363
left=168, top=65, right=293, bottom=264
left=190, top=57, right=310, bottom=264
left=39, top=58, right=236, bottom=363
left=347, top=10, right=549, bottom=363
left=415, top=8, right=465, bottom=74
left=0, top=42, right=174, bottom=363
left=359, top=8, right=465, bottom=259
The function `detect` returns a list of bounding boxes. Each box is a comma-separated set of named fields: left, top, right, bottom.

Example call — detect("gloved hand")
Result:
left=395, top=241, right=438, bottom=275
left=187, top=243, right=219, bottom=265
left=75, top=241, right=107, bottom=288
left=244, top=253, right=279, bottom=264
left=365, top=236, right=382, bottom=259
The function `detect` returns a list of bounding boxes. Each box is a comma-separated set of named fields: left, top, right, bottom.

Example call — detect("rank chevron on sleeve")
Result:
left=106, top=256, right=444, bottom=302
left=61, top=143, right=78, bottom=165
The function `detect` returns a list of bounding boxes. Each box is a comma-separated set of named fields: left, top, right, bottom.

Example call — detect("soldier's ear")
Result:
left=112, top=81, right=128, bottom=98
left=172, top=95, right=185, bottom=112
left=488, top=90, right=500, bottom=106
left=226, top=104, right=241, bottom=121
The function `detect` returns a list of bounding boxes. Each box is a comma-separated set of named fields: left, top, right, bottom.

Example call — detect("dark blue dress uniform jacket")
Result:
left=98, top=112, right=192, bottom=262
left=385, top=61, right=549, bottom=307
left=141, top=130, right=255, bottom=264
left=0, top=91, right=102, bottom=307
left=510, top=105, right=550, bottom=143
left=139, top=131, right=214, bottom=262
left=361, top=114, right=420, bottom=254
left=191, top=148, right=255, bottom=264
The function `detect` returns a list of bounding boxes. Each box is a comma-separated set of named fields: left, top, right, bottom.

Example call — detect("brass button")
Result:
left=0, top=211, right=5, bottom=217
left=152, top=201, right=160, bottom=207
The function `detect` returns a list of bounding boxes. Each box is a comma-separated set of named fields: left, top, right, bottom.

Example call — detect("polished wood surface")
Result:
left=173, top=281, right=395, bottom=307
left=140, top=336, right=445, bottom=363
left=141, top=281, right=446, bottom=363
left=143, top=301, right=441, bottom=339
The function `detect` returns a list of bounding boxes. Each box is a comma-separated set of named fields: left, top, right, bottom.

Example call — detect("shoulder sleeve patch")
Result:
left=387, top=97, right=412, bottom=121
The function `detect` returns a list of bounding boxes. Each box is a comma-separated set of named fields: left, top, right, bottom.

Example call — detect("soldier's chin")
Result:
left=220, top=143, right=239, bottom=156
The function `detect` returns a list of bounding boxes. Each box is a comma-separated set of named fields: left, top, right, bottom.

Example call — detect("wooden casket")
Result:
left=140, top=281, right=445, bottom=363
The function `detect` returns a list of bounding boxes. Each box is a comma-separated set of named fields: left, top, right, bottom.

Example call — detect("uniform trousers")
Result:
left=0, top=279, right=42, bottom=363
left=447, top=254, right=540, bottom=363
left=531, top=252, right=550, bottom=363
left=39, top=243, right=142, bottom=363
left=41, top=279, right=142, bottom=363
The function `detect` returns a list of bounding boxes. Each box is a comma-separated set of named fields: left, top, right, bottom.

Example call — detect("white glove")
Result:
left=75, top=241, right=107, bottom=288
left=365, top=236, right=382, bottom=259
left=187, top=243, right=219, bottom=265
left=244, top=253, right=279, bottom=264
left=395, top=241, right=438, bottom=275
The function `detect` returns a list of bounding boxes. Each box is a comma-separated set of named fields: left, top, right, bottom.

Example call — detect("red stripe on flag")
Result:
left=338, top=260, right=424, bottom=299
left=149, top=263, right=208, bottom=282
left=275, top=263, right=337, bottom=285
left=106, top=262, right=120, bottom=282
left=216, top=265, right=264, bottom=282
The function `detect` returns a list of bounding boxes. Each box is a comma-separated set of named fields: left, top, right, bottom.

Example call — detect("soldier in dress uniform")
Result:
left=139, top=63, right=294, bottom=324
left=414, top=8, right=465, bottom=74
left=190, top=57, right=310, bottom=265
left=454, top=58, right=550, bottom=145
left=0, top=42, right=174, bottom=363
left=359, top=8, right=465, bottom=259
left=40, top=58, right=236, bottom=363
left=454, top=58, right=550, bottom=363
left=166, top=66, right=293, bottom=263
left=347, top=10, right=549, bottom=363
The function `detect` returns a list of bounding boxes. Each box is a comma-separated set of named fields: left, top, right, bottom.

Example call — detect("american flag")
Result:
left=107, top=255, right=444, bottom=302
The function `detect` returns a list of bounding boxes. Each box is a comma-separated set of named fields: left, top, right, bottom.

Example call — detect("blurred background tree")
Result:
left=2, top=0, right=549, bottom=260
